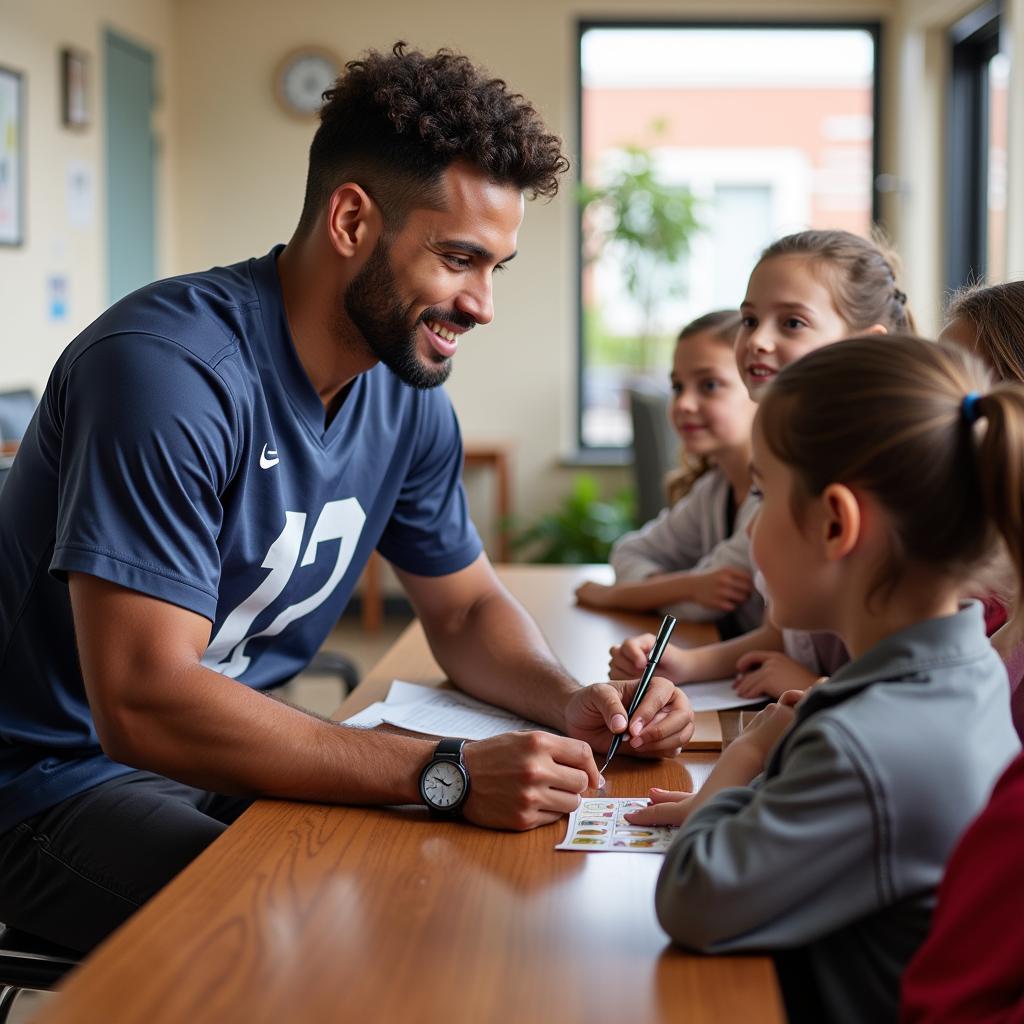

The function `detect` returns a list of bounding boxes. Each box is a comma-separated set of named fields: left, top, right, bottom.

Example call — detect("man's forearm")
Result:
left=425, top=586, right=580, bottom=732
left=105, top=664, right=435, bottom=805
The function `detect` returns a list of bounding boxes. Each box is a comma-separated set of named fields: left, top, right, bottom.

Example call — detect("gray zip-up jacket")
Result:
left=655, top=602, right=1020, bottom=1024
left=609, top=470, right=763, bottom=632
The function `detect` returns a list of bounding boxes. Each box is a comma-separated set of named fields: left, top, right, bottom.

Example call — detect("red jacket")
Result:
left=901, top=750, right=1024, bottom=1023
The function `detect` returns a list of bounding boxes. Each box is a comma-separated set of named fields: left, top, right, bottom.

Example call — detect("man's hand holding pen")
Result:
left=563, top=675, right=695, bottom=761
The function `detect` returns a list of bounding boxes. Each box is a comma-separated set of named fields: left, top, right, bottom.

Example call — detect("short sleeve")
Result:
left=50, top=333, right=239, bottom=620
left=375, top=391, right=482, bottom=576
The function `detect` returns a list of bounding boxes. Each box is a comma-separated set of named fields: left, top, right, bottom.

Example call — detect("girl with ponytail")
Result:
left=629, top=336, right=1021, bottom=1024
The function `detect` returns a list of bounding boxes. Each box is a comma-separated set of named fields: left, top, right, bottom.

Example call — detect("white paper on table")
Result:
left=342, top=680, right=553, bottom=739
left=556, top=797, right=677, bottom=853
left=342, top=679, right=433, bottom=727
left=680, top=678, right=765, bottom=712
left=341, top=679, right=435, bottom=728
left=342, top=702, right=391, bottom=729
left=378, top=690, right=551, bottom=739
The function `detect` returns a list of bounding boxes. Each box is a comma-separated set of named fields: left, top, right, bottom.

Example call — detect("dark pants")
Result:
left=0, top=771, right=252, bottom=953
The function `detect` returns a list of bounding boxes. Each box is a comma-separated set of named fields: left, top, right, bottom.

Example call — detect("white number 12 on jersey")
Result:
left=201, top=498, right=366, bottom=678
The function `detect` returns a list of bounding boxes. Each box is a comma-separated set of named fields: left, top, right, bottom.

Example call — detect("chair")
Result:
left=304, top=650, right=359, bottom=697
left=0, top=924, right=81, bottom=1022
left=627, top=385, right=679, bottom=526
left=0, top=389, right=37, bottom=494
left=0, top=390, right=37, bottom=447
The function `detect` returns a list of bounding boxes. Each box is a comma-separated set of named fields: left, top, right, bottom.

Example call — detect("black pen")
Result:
left=600, top=614, right=677, bottom=775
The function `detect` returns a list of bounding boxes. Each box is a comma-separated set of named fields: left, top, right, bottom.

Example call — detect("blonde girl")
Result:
left=575, top=311, right=761, bottom=633
left=611, top=229, right=914, bottom=698
left=632, top=336, right=1020, bottom=1023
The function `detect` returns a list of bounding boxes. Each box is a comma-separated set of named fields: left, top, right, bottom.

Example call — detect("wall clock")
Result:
left=273, top=46, right=343, bottom=119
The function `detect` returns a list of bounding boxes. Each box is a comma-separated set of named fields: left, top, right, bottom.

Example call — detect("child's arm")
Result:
left=610, top=620, right=785, bottom=683
left=650, top=725, right=881, bottom=954
left=575, top=565, right=753, bottom=613
left=626, top=696, right=799, bottom=826
left=733, top=650, right=820, bottom=698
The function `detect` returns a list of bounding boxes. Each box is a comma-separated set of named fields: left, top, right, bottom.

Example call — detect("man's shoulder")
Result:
left=73, top=254, right=268, bottom=368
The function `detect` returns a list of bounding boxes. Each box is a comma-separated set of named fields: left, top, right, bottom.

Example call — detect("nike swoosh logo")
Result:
left=259, top=444, right=279, bottom=470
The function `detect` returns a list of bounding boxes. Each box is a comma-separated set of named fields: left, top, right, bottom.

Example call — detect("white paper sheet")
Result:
left=342, top=679, right=433, bottom=728
left=342, top=701, right=391, bottom=729
left=556, top=797, right=678, bottom=853
left=680, top=679, right=765, bottom=712
left=341, top=680, right=552, bottom=739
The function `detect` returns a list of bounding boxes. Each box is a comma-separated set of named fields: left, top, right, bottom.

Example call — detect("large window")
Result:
left=946, top=3, right=1009, bottom=290
left=577, top=23, right=881, bottom=451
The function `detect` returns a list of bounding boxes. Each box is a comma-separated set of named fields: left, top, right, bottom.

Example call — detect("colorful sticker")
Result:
left=556, top=797, right=679, bottom=854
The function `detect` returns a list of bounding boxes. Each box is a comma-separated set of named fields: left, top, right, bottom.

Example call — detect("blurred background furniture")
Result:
left=627, top=385, right=678, bottom=526
left=0, top=923, right=80, bottom=1023
left=301, top=650, right=359, bottom=698
left=0, top=389, right=37, bottom=494
left=0, top=389, right=36, bottom=448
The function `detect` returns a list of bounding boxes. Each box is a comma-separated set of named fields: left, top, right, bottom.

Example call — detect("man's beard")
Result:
left=343, top=239, right=470, bottom=390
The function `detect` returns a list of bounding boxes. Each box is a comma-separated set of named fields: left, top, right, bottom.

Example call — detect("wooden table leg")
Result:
left=361, top=551, right=382, bottom=633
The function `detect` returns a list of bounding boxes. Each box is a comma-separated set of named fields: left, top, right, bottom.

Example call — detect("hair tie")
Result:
left=962, top=392, right=982, bottom=424
left=893, top=288, right=907, bottom=305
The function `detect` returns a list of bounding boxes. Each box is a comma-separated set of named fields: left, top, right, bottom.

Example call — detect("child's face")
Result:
left=749, top=417, right=832, bottom=632
left=736, top=255, right=853, bottom=401
left=670, top=331, right=757, bottom=460
left=938, top=316, right=982, bottom=361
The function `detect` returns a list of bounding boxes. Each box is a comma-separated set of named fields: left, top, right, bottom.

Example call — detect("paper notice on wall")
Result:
left=67, top=159, right=94, bottom=229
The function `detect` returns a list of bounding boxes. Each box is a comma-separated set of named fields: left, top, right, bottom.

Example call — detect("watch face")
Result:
left=422, top=760, right=467, bottom=809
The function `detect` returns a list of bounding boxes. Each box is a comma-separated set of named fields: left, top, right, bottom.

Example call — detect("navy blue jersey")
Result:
left=0, top=246, right=482, bottom=832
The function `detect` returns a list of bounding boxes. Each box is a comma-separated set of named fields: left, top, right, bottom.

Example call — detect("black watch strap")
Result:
left=434, top=737, right=466, bottom=761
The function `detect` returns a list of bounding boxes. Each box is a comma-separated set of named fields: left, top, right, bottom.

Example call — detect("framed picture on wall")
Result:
left=61, top=48, right=89, bottom=129
left=0, top=65, right=24, bottom=247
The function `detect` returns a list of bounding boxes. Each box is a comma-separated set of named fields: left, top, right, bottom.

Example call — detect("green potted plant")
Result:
left=579, top=126, right=701, bottom=372
left=510, top=474, right=635, bottom=564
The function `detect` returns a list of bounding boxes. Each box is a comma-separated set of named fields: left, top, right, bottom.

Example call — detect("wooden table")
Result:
left=38, top=566, right=784, bottom=1024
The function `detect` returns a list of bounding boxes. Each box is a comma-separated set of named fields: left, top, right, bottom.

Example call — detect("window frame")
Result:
left=945, top=1, right=1004, bottom=292
left=574, top=18, right=884, bottom=457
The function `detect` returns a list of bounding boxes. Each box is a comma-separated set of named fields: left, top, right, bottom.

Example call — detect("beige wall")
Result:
left=0, top=0, right=178, bottom=394
left=6, top=0, right=1024, bottom=536
left=172, top=0, right=896, bottom=533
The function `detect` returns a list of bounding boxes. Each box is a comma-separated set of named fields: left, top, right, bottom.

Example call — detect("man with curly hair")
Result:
left=0, top=43, right=694, bottom=952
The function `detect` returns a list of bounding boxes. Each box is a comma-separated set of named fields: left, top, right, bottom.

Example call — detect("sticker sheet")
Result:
left=555, top=797, right=678, bottom=853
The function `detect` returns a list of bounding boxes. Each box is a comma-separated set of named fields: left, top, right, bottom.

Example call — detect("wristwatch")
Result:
left=419, top=738, right=470, bottom=816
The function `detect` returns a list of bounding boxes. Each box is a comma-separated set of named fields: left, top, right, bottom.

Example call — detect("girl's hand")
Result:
left=574, top=581, right=617, bottom=609
left=733, top=650, right=818, bottom=698
left=608, top=635, right=688, bottom=681
left=623, top=787, right=695, bottom=826
left=608, top=633, right=656, bottom=679
left=687, top=566, right=754, bottom=611
left=731, top=694, right=801, bottom=764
